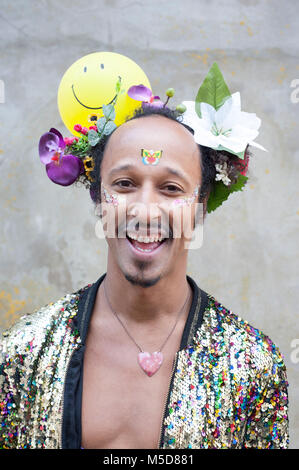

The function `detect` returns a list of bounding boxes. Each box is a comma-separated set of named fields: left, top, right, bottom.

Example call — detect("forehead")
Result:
left=101, top=115, right=201, bottom=182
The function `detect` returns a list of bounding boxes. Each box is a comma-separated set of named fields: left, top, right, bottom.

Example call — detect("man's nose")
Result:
left=127, top=185, right=163, bottom=231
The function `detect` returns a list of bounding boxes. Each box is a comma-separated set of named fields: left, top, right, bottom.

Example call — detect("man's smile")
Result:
left=71, top=84, right=117, bottom=109
left=125, top=233, right=170, bottom=259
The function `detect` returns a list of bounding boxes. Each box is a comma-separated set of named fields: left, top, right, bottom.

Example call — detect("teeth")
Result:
left=136, top=247, right=153, bottom=252
left=127, top=233, right=165, bottom=243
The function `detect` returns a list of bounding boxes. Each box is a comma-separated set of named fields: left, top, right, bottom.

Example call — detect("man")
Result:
left=0, top=59, right=289, bottom=448
left=0, top=108, right=289, bottom=449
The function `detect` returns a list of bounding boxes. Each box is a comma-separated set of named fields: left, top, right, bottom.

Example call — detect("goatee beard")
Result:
left=124, top=267, right=161, bottom=288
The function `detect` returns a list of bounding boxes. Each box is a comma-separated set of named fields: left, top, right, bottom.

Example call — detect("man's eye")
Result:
left=164, top=185, right=182, bottom=192
left=115, top=180, right=133, bottom=188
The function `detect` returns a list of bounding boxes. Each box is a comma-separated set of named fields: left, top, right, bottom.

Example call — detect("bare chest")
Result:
left=81, top=334, right=179, bottom=449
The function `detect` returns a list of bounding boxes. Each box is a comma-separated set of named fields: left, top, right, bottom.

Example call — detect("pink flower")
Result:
left=74, top=124, right=82, bottom=132
left=81, top=127, right=88, bottom=135
left=38, top=128, right=84, bottom=186
left=127, top=85, right=164, bottom=108
left=89, top=125, right=97, bottom=131
left=64, top=136, right=79, bottom=146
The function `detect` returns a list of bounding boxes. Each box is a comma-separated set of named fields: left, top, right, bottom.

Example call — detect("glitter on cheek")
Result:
left=102, top=187, right=126, bottom=206
left=172, top=185, right=200, bottom=207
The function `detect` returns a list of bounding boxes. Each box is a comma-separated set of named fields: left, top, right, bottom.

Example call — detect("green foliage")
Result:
left=207, top=174, right=248, bottom=213
left=86, top=77, right=122, bottom=147
left=88, top=129, right=100, bottom=147
left=166, top=88, right=175, bottom=97
left=67, top=136, right=90, bottom=157
left=97, top=117, right=106, bottom=133
left=102, top=104, right=116, bottom=121
left=115, top=76, right=122, bottom=94
left=216, top=145, right=246, bottom=160
left=195, top=62, right=231, bottom=118
left=176, top=103, right=187, bottom=114
left=103, top=121, right=117, bottom=135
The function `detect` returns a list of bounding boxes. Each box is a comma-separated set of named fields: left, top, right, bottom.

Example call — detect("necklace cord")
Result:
left=103, top=279, right=191, bottom=353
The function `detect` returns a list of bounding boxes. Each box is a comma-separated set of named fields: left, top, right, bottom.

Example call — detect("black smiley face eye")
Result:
left=100, top=63, right=104, bottom=69
left=84, top=66, right=87, bottom=72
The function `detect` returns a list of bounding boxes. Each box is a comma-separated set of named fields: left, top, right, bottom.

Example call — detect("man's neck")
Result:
left=94, top=260, right=191, bottom=326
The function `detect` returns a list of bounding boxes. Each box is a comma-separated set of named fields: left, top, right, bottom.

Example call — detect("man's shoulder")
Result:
left=197, top=291, right=286, bottom=372
left=0, top=282, right=91, bottom=357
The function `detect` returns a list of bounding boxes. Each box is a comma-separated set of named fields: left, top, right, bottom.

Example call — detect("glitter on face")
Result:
left=102, top=187, right=125, bottom=206
left=173, top=185, right=200, bottom=206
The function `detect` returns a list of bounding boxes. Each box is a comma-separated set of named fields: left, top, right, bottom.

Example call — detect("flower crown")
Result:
left=38, top=63, right=266, bottom=213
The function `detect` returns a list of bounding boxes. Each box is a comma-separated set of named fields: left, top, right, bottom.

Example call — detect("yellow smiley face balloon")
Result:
left=57, top=51, right=151, bottom=134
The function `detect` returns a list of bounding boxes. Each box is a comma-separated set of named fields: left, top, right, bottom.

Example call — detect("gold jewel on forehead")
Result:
left=141, top=149, right=162, bottom=165
left=173, top=185, right=200, bottom=206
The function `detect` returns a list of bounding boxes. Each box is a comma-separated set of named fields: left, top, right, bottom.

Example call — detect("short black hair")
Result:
left=86, top=105, right=249, bottom=215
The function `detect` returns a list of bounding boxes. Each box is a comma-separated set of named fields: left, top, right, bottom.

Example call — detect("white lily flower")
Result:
left=181, top=92, right=267, bottom=154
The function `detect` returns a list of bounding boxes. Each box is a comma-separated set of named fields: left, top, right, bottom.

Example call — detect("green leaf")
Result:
left=102, top=104, right=116, bottom=121
left=103, top=121, right=117, bottom=135
left=216, top=145, right=246, bottom=160
left=115, top=76, right=122, bottom=94
left=195, top=62, right=231, bottom=118
left=207, top=174, right=248, bottom=213
left=88, top=129, right=100, bottom=147
left=97, top=117, right=106, bottom=133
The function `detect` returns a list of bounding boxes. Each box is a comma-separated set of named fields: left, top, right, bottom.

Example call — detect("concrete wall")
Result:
left=0, top=0, right=298, bottom=448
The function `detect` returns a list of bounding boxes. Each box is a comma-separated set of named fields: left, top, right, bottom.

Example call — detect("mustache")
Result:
left=118, top=220, right=173, bottom=239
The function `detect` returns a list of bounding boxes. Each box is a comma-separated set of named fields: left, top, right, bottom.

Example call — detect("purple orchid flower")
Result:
left=127, top=85, right=164, bottom=109
left=39, top=128, right=84, bottom=186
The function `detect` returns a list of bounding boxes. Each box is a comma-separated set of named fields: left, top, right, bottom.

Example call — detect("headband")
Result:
left=38, top=59, right=267, bottom=213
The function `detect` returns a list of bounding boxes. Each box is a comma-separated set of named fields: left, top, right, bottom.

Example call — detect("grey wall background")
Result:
left=0, top=0, right=298, bottom=448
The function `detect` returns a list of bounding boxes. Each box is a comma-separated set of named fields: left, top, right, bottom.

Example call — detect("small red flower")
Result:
left=81, top=127, right=88, bottom=135
left=64, top=136, right=79, bottom=146
left=232, top=148, right=250, bottom=176
left=74, top=124, right=82, bottom=132
left=89, top=125, right=97, bottom=131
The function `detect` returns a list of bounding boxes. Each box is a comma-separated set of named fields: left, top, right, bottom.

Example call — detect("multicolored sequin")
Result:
left=162, top=302, right=289, bottom=449
left=0, top=285, right=89, bottom=449
left=0, top=285, right=288, bottom=449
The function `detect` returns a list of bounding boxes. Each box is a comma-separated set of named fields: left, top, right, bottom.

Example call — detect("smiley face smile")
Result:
left=71, top=84, right=117, bottom=110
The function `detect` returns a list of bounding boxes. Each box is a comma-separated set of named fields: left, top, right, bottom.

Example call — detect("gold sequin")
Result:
left=0, top=285, right=289, bottom=449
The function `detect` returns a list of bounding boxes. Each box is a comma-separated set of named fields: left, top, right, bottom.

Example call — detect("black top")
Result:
left=62, top=272, right=209, bottom=449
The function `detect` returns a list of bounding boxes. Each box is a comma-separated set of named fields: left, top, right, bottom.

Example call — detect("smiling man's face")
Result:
left=100, top=115, right=202, bottom=288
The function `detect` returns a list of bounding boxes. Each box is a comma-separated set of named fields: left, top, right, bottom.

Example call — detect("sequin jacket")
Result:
left=0, top=274, right=289, bottom=449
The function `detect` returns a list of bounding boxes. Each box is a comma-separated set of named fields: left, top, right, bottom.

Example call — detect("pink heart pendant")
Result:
left=138, top=351, right=163, bottom=377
